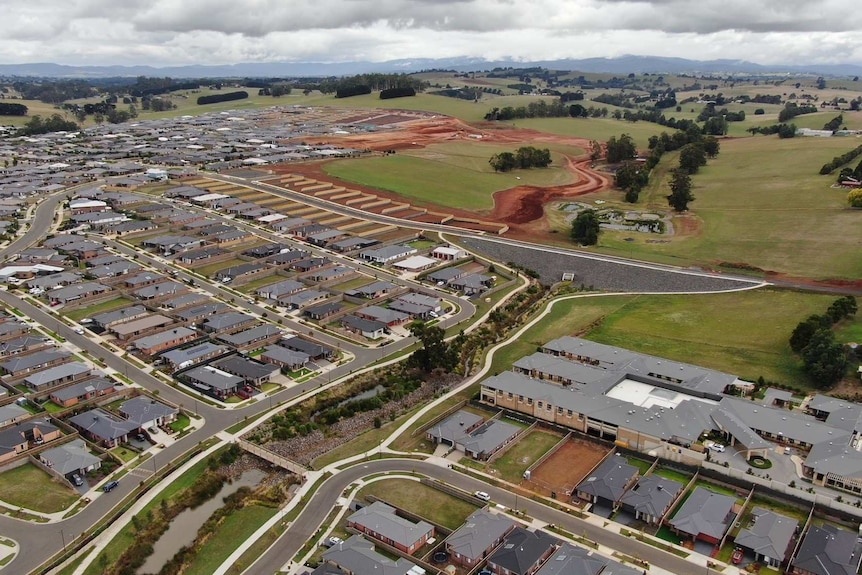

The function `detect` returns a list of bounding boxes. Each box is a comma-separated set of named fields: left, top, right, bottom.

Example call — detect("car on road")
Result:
left=103, top=480, right=119, bottom=492
left=474, top=491, right=491, bottom=501
left=74, top=327, right=85, bottom=334
left=709, top=443, right=726, bottom=453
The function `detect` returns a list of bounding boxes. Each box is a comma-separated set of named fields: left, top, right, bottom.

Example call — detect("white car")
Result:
left=74, top=327, right=85, bottom=335
left=474, top=491, right=491, bottom=502
left=709, top=443, right=726, bottom=453
left=325, top=536, right=343, bottom=548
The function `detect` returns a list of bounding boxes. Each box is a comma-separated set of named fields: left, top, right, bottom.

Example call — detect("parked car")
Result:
left=474, top=491, right=491, bottom=502
left=71, top=473, right=84, bottom=486
left=103, top=480, right=119, bottom=493
left=325, top=536, right=343, bottom=548
left=784, top=446, right=792, bottom=455
left=731, top=547, right=744, bottom=565
left=709, top=443, right=725, bottom=453
left=147, top=426, right=158, bottom=435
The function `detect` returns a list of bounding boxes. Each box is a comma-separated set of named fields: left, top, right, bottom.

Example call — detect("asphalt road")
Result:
left=251, top=459, right=697, bottom=575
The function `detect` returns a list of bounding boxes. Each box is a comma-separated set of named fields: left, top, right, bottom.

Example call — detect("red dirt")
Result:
left=522, top=439, right=610, bottom=497
left=278, top=116, right=613, bottom=240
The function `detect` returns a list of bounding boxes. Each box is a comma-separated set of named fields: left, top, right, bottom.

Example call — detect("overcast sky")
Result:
left=4, top=0, right=861, bottom=67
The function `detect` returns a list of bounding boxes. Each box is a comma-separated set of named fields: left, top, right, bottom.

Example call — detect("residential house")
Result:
left=175, top=246, right=229, bottom=266
left=161, top=293, right=208, bottom=311
left=291, top=257, right=331, bottom=273
left=1, top=349, right=71, bottom=378
left=734, top=507, right=798, bottom=568
left=68, top=408, right=138, bottom=448
left=91, top=305, right=148, bottom=329
left=132, top=327, right=198, bottom=356
left=183, top=365, right=244, bottom=400
left=202, top=313, right=257, bottom=334
left=39, top=438, right=102, bottom=482
left=347, top=501, right=435, bottom=554
left=280, top=289, right=329, bottom=310
left=486, top=527, right=559, bottom=575
left=304, top=302, right=343, bottom=321
left=356, top=305, right=409, bottom=327
left=24, top=362, right=92, bottom=393
left=790, top=524, right=861, bottom=575
left=260, top=345, right=310, bottom=371
left=330, top=237, right=379, bottom=252
left=174, top=302, right=228, bottom=324
left=161, top=342, right=229, bottom=370
left=450, top=273, right=493, bottom=295
left=345, top=281, right=398, bottom=300
left=431, top=246, right=467, bottom=261
left=535, top=543, right=641, bottom=575
left=389, top=293, right=442, bottom=319
left=619, top=475, right=684, bottom=525
left=109, top=314, right=174, bottom=341
left=446, top=509, right=517, bottom=568
left=281, top=337, right=335, bottom=361
left=215, top=324, right=282, bottom=349
left=0, top=403, right=29, bottom=427
left=48, top=282, right=111, bottom=305
left=0, top=419, right=62, bottom=464
left=322, top=535, right=420, bottom=575
left=574, top=456, right=639, bottom=509
left=342, top=315, right=387, bottom=339
left=49, top=377, right=119, bottom=408
left=257, top=279, right=304, bottom=301
left=669, top=487, right=737, bottom=545
left=133, top=280, right=187, bottom=300
left=119, top=396, right=179, bottom=429
left=359, top=245, right=417, bottom=264
left=243, top=243, right=289, bottom=259
left=393, top=255, right=438, bottom=273
left=267, top=249, right=308, bottom=267
left=210, top=355, right=279, bottom=386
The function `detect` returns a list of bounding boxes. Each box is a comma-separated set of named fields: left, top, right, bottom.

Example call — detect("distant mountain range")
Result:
left=2, top=56, right=861, bottom=79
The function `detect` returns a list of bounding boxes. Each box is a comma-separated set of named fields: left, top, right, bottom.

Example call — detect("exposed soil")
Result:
left=281, top=116, right=613, bottom=241
left=523, top=439, right=610, bottom=497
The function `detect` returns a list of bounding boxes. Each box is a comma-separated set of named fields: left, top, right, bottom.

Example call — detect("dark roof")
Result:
left=619, top=474, right=683, bottom=519
left=489, top=527, right=559, bottom=575
left=792, top=524, right=861, bottom=575
left=669, top=487, right=736, bottom=541
left=342, top=315, right=387, bottom=334
left=211, top=355, right=279, bottom=380
left=734, top=507, right=798, bottom=564
left=576, top=456, right=638, bottom=503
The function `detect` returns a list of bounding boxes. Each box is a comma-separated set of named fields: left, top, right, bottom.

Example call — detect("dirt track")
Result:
left=289, top=116, right=613, bottom=240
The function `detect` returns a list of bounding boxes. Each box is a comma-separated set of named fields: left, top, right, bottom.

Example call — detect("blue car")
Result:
left=103, top=480, right=119, bottom=492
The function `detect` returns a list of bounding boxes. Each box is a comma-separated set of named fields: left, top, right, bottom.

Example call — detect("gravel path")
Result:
left=464, top=238, right=760, bottom=292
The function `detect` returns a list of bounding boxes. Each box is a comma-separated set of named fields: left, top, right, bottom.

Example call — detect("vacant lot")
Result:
left=65, top=296, right=133, bottom=321
left=489, top=429, right=563, bottom=483
left=525, top=439, right=610, bottom=497
left=0, top=463, right=78, bottom=513
left=325, top=141, right=578, bottom=212
left=358, top=478, right=479, bottom=530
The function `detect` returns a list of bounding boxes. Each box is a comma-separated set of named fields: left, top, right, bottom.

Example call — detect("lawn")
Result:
left=238, top=274, right=289, bottom=294
left=169, top=413, right=191, bottom=433
left=111, top=446, right=139, bottom=463
left=0, top=463, right=78, bottom=513
left=324, top=141, right=577, bottom=212
left=64, top=297, right=132, bottom=322
left=652, top=467, right=692, bottom=485
left=578, top=289, right=855, bottom=388
left=183, top=505, right=277, bottom=575
left=195, top=258, right=245, bottom=278
left=490, top=430, right=562, bottom=483
left=357, top=478, right=479, bottom=530
left=626, top=457, right=654, bottom=476
left=592, top=135, right=862, bottom=280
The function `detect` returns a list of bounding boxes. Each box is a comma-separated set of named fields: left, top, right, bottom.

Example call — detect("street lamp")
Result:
left=59, top=529, right=66, bottom=552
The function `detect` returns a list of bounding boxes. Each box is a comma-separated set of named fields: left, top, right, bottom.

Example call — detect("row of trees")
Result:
left=489, top=146, right=552, bottom=172
left=196, top=91, right=248, bottom=105
left=17, top=114, right=79, bottom=136
left=823, top=114, right=844, bottom=132
left=820, top=144, right=862, bottom=175
left=778, top=102, right=818, bottom=122
left=789, top=296, right=857, bottom=388
left=0, top=102, right=27, bottom=116
left=483, top=100, right=606, bottom=120
left=317, top=73, right=427, bottom=95
left=747, top=123, right=797, bottom=138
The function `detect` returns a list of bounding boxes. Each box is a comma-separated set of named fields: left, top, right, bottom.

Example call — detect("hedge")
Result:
left=196, top=91, right=249, bottom=105
left=0, top=102, right=28, bottom=116
left=335, top=85, right=372, bottom=99
left=380, top=87, right=416, bottom=100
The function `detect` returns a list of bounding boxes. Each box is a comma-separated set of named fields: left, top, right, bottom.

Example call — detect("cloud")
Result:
left=0, top=0, right=860, bottom=66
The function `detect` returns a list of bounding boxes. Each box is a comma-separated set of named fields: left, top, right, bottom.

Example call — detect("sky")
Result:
left=3, top=0, right=862, bottom=67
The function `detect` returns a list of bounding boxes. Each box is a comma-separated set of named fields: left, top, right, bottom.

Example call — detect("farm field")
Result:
left=324, top=141, right=579, bottom=212
left=592, top=135, right=862, bottom=280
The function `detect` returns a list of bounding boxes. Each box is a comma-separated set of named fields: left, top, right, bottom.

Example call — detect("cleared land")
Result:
left=488, top=429, right=563, bottom=483
left=524, top=439, right=610, bottom=497
left=357, top=478, right=479, bottom=530
left=0, top=463, right=78, bottom=513
left=325, top=141, right=578, bottom=212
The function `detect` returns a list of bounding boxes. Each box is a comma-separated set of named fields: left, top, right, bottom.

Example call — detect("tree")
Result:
left=790, top=314, right=831, bottom=353
left=589, top=140, right=602, bottom=162
left=827, top=296, right=858, bottom=323
left=605, top=134, right=637, bottom=163
left=407, top=323, right=459, bottom=373
left=702, top=136, right=720, bottom=158
left=849, top=189, right=862, bottom=208
left=802, top=329, right=847, bottom=388
left=667, top=169, right=694, bottom=211
left=571, top=209, right=600, bottom=246
left=678, top=142, right=707, bottom=174
left=489, top=152, right=516, bottom=172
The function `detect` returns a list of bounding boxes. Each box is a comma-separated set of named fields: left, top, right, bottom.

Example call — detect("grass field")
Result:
left=64, top=297, right=132, bottom=322
left=592, top=135, right=862, bottom=280
left=325, top=141, right=578, bottom=211
left=357, top=478, right=479, bottom=530
left=509, top=117, right=669, bottom=150
left=490, top=430, right=562, bottom=483
left=0, top=463, right=78, bottom=513
left=183, top=505, right=277, bottom=575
